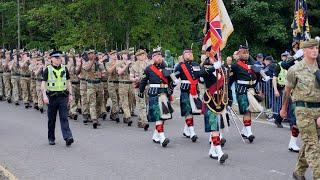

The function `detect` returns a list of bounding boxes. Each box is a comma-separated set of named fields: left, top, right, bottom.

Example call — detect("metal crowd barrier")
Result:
left=256, top=78, right=283, bottom=120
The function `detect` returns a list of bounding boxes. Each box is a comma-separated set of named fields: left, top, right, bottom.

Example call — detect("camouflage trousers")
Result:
left=69, top=83, right=81, bottom=116
left=87, top=82, right=103, bottom=120
left=294, top=107, right=320, bottom=179
left=20, top=77, right=31, bottom=104
left=11, top=76, right=20, bottom=103
left=30, top=79, right=37, bottom=104
left=134, top=88, right=147, bottom=124
left=35, top=81, right=43, bottom=108
left=0, top=74, right=3, bottom=97
left=80, top=80, right=89, bottom=116
left=129, top=84, right=135, bottom=114
left=100, top=81, right=108, bottom=114
left=3, top=73, right=11, bottom=100
left=118, top=83, right=131, bottom=119
left=108, top=82, right=119, bottom=116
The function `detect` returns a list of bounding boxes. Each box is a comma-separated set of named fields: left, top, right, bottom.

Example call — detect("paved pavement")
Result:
left=0, top=101, right=312, bottom=180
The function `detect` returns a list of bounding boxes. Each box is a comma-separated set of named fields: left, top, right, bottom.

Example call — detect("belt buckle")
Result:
left=160, top=84, right=164, bottom=88
left=249, top=80, right=253, bottom=85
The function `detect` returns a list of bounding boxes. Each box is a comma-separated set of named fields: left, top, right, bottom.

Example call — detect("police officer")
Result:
left=41, top=51, right=74, bottom=146
left=280, top=39, right=320, bottom=180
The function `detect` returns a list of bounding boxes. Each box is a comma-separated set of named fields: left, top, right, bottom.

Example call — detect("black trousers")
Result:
left=47, top=96, right=73, bottom=141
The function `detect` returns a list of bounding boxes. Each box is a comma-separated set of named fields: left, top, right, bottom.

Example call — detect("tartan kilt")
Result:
left=148, top=95, right=173, bottom=122
left=180, top=91, right=192, bottom=117
left=236, top=93, right=250, bottom=115
left=203, top=106, right=220, bottom=132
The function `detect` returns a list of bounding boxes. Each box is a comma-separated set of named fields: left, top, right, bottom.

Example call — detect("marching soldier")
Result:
left=201, top=54, right=229, bottom=164
left=173, top=48, right=202, bottom=142
left=130, top=49, right=150, bottom=130
left=34, top=57, right=45, bottom=113
left=79, top=52, right=90, bottom=124
left=100, top=53, right=111, bottom=118
left=30, top=50, right=39, bottom=110
left=228, top=45, right=263, bottom=143
left=139, top=48, right=174, bottom=147
left=19, top=51, right=32, bottom=108
left=9, top=50, right=20, bottom=105
left=83, top=50, right=106, bottom=129
left=3, top=51, right=12, bottom=103
left=280, top=39, right=320, bottom=180
left=97, top=52, right=108, bottom=120
left=66, top=51, right=81, bottom=120
left=116, top=50, right=133, bottom=126
left=106, top=50, right=120, bottom=122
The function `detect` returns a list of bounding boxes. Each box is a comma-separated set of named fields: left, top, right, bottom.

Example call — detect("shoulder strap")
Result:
left=150, top=65, right=168, bottom=84
left=180, top=63, right=198, bottom=95
left=237, top=60, right=252, bottom=73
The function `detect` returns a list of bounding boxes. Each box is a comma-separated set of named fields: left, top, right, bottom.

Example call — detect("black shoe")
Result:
left=161, top=138, right=170, bottom=147
left=219, top=154, right=228, bottom=164
left=7, top=99, right=12, bottom=103
left=106, top=106, right=111, bottom=112
left=221, top=138, right=227, bottom=147
left=25, top=103, right=30, bottom=109
left=49, top=140, right=55, bottom=145
left=102, top=113, right=107, bottom=121
left=110, top=115, right=120, bottom=123
left=289, top=148, right=300, bottom=153
left=143, top=124, right=149, bottom=131
left=183, top=133, right=190, bottom=138
left=0, top=96, right=3, bottom=101
left=77, top=108, right=82, bottom=114
left=131, top=112, right=137, bottom=117
left=191, top=135, right=198, bottom=142
left=209, top=154, right=218, bottom=160
left=40, top=108, right=44, bottom=114
left=34, top=105, right=39, bottom=110
left=274, top=119, right=283, bottom=128
left=15, top=102, right=19, bottom=106
left=128, top=120, right=132, bottom=126
left=93, top=122, right=98, bottom=129
left=83, top=120, right=88, bottom=125
left=292, top=172, right=306, bottom=180
left=248, top=135, right=255, bottom=143
left=153, top=139, right=160, bottom=144
left=65, top=138, right=74, bottom=146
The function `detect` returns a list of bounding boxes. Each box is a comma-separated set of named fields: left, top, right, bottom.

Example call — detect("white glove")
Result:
left=173, top=79, right=180, bottom=85
left=262, top=76, right=271, bottom=82
left=293, top=49, right=304, bottom=59
left=213, top=61, right=222, bottom=69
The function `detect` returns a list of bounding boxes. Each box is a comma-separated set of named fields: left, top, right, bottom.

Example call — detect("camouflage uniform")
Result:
left=19, top=54, right=31, bottom=107
left=286, top=58, right=320, bottom=179
left=67, top=56, right=81, bottom=120
left=29, top=58, right=38, bottom=109
left=83, top=55, right=105, bottom=129
left=79, top=59, right=90, bottom=123
left=100, top=60, right=109, bottom=119
left=34, top=58, right=44, bottom=112
left=105, top=57, right=120, bottom=122
left=3, top=52, right=12, bottom=102
left=116, top=55, right=133, bottom=125
left=9, top=54, right=20, bottom=104
left=130, top=50, right=149, bottom=129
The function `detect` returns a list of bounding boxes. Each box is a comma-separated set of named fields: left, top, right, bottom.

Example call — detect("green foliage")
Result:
left=0, top=0, right=319, bottom=60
